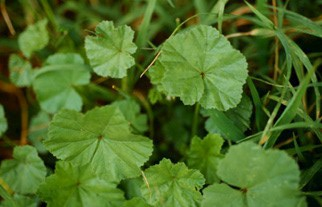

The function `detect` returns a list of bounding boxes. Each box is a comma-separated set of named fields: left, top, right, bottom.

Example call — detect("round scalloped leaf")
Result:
left=0, top=105, right=7, bottom=137
left=38, top=162, right=125, bottom=207
left=141, top=158, right=205, bottom=207
left=158, top=25, right=248, bottom=110
left=202, top=142, right=307, bottom=207
left=0, top=146, right=46, bottom=194
left=32, top=53, right=91, bottom=114
left=9, top=54, right=33, bottom=87
left=187, top=134, right=224, bottom=184
left=44, top=105, right=153, bottom=182
left=18, top=19, right=49, bottom=58
left=85, top=21, right=137, bottom=78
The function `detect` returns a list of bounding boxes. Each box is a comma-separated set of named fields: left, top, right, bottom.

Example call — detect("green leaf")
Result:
left=0, top=146, right=46, bottom=194
left=8, top=54, right=33, bottom=87
left=0, top=194, right=37, bottom=207
left=85, top=21, right=137, bottom=78
left=202, top=142, right=307, bottom=207
left=157, top=25, right=248, bottom=110
left=122, top=197, right=152, bottom=207
left=28, top=111, right=51, bottom=153
left=111, top=99, right=148, bottom=134
left=44, top=105, right=153, bottom=182
left=201, top=95, right=253, bottom=141
left=141, top=158, right=205, bottom=207
left=0, top=105, right=7, bottom=137
left=32, top=53, right=91, bottom=113
left=18, top=19, right=49, bottom=58
left=187, top=134, right=224, bottom=184
left=38, top=161, right=124, bottom=207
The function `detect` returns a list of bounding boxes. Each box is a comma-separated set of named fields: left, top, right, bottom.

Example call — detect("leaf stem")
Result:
left=191, top=103, right=200, bottom=137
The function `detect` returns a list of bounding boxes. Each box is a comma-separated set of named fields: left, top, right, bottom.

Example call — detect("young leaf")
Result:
left=0, top=146, right=46, bottom=194
left=201, top=95, right=253, bottom=141
left=187, top=134, right=224, bottom=184
left=202, top=142, right=307, bottom=207
left=38, top=161, right=124, bottom=207
left=28, top=111, right=51, bottom=153
left=111, top=99, right=148, bottom=134
left=85, top=21, right=137, bottom=78
left=141, top=158, right=205, bottom=207
left=9, top=54, right=33, bottom=87
left=32, top=53, right=91, bottom=113
left=44, top=105, right=153, bottom=182
left=0, top=105, right=7, bottom=137
left=18, top=19, right=49, bottom=58
left=157, top=25, right=248, bottom=110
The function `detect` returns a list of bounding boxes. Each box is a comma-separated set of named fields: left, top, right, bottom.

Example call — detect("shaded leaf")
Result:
left=187, top=134, right=224, bottom=184
left=38, top=162, right=124, bottom=207
left=9, top=54, right=33, bottom=87
left=141, top=158, right=205, bottom=207
left=122, top=197, right=152, bottom=207
left=28, top=111, right=51, bottom=153
left=157, top=25, right=248, bottom=110
left=0, top=105, right=7, bottom=137
left=202, top=142, right=307, bottom=207
left=85, top=21, right=137, bottom=78
left=32, top=53, right=91, bottom=113
left=45, top=105, right=153, bottom=182
left=0, top=146, right=46, bottom=194
left=18, top=19, right=49, bottom=58
left=0, top=194, right=37, bottom=207
left=201, top=95, right=253, bottom=141
left=111, top=99, right=148, bottom=134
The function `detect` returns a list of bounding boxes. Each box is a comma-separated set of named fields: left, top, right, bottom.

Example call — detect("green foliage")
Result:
left=141, top=159, right=205, bottom=207
left=9, top=54, right=33, bottom=87
left=85, top=21, right=137, bottom=78
left=18, top=19, right=49, bottom=58
left=201, top=95, right=253, bottom=141
left=45, top=105, right=153, bottom=181
left=202, top=142, right=307, bottom=207
left=0, top=1, right=321, bottom=206
left=0, top=105, right=7, bottom=137
left=32, top=53, right=91, bottom=113
left=38, top=161, right=125, bottom=207
left=0, top=146, right=46, bottom=194
left=111, top=99, right=148, bottom=134
left=187, top=134, right=224, bottom=184
left=152, top=25, right=248, bottom=110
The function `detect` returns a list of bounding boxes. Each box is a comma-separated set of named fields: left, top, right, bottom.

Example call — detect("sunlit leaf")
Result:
left=9, top=54, right=33, bottom=87
left=0, top=146, right=46, bottom=194
left=38, top=162, right=124, bottom=207
left=85, top=21, right=137, bottom=78
left=18, top=19, right=49, bottom=58
left=44, top=105, right=153, bottom=182
left=141, top=158, right=205, bottom=207
left=32, top=53, right=91, bottom=113
left=187, top=134, right=224, bottom=184
left=202, top=142, right=307, bottom=207
left=156, top=25, right=248, bottom=110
